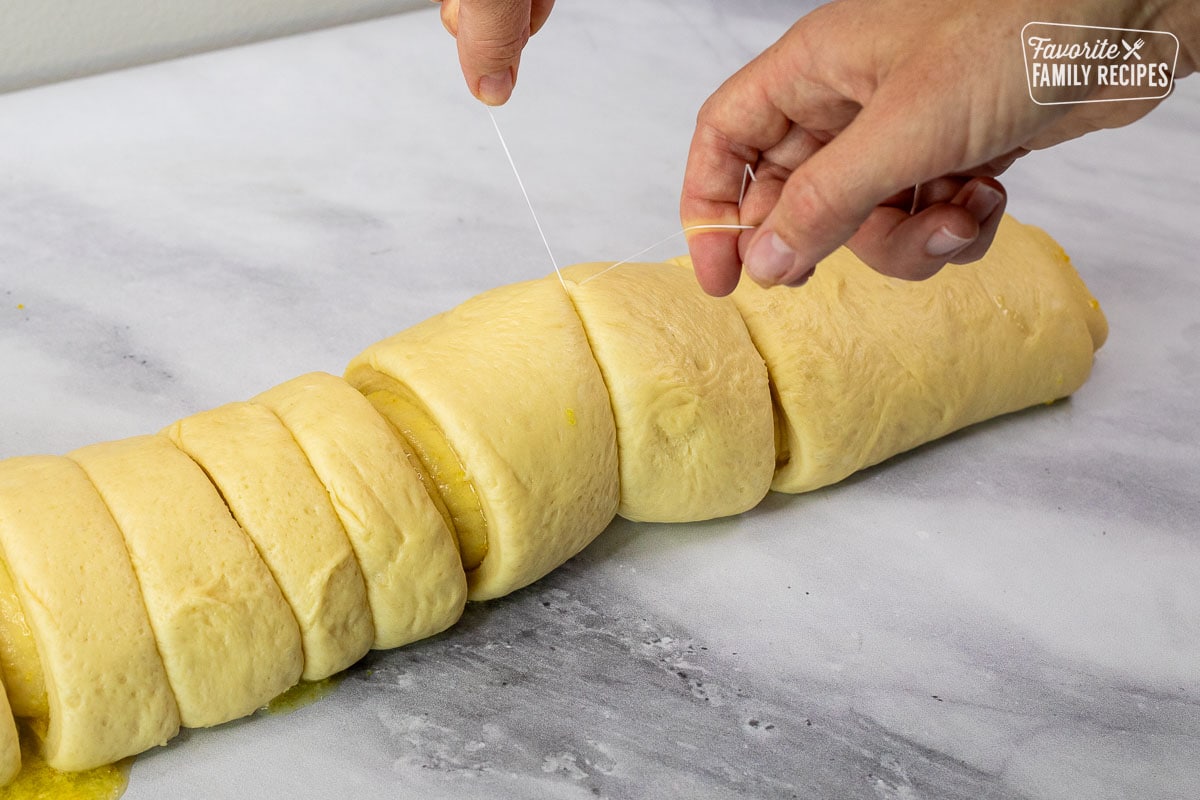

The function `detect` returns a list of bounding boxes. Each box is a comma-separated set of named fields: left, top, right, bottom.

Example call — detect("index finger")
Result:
left=680, top=54, right=858, bottom=295
left=679, top=119, right=762, bottom=296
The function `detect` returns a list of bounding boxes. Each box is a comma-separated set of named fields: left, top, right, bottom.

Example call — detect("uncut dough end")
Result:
left=724, top=214, right=1106, bottom=494
left=562, top=262, right=774, bottom=522
left=346, top=276, right=620, bottom=602
left=1020, top=222, right=1108, bottom=351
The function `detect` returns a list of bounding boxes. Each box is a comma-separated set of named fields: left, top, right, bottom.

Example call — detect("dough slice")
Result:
left=254, top=372, right=466, bottom=649
left=346, top=277, right=620, bottom=601
left=0, top=456, right=179, bottom=771
left=714, top=214, right=1107, bottom=493
left=562, top=261, right=774, bottom=521
left=165, top=402, right=374, bottom=680
left=0, top=556, right=45, bottom=719
left=0, top=676, right=19, bottom=786
left=71, top=435, right=302, bottom=728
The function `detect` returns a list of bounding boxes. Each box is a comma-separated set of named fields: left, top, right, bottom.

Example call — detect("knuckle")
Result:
left=468, top=30, right=530, bottom=64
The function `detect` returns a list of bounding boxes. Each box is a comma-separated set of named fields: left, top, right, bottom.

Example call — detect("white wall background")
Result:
left=0, top=0, right=427, bottom=93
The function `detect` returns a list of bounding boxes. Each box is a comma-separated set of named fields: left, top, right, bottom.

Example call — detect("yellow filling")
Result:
left=5, top=724, right=130, bottom=800
left=365, top=389, right=489, bottom=572
left=769, top=381, right=790, bottom=471
left=365, top=401, right=456, bottom=541
left=0, top=557, right=46, bottom=719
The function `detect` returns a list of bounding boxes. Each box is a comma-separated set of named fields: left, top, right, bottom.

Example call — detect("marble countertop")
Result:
left=1, top=2, right=1198, bottom=798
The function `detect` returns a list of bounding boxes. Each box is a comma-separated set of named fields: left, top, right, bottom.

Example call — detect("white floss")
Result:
left=487, top=107, right=758, bottom=288
left=578, top=162, right=759, bottom=286
left=487, top=108, right=565, bottom=288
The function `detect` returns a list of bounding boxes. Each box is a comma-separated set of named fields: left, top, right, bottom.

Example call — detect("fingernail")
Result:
left=964, top=183, right=1003, bottom=222
left=925, top=226, right=974, bottom=257
left=478, top=70, right=514, bottom=106
left=745, top=230, right=804, bottom=287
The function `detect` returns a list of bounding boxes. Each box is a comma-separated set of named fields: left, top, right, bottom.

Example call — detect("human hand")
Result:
left=681, top=0, right=1189, bottom=296
left=434, top=0, right=556, bottom=105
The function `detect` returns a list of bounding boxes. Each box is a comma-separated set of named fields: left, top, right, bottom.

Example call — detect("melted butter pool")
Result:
left=1, top=675, right=345, bottom=798
left=1, top=726, right=131, bottom=800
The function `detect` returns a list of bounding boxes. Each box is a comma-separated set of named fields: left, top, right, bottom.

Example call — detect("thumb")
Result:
left=742, top=94, right=942, bottom=287
left=455, top=0, right=534, bottom=106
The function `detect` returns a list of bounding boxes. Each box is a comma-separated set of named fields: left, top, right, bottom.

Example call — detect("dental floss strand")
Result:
left=487, top=108, right=760, bottom=288
left=487, top=108, right=566, bottom=289
left=579, top=162, right=759, bottom=286
left=578, top=225, right=755, bottom=286
left=738, top=163, right=756, bottom=206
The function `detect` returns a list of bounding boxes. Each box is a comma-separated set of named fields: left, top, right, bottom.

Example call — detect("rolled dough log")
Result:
left=346, top=278, right=620, bottom=602
left=0, top=212, right=1109, bottom=787
left=0, top=456, right=179, bottom=771
left=562, top=262, right=774, bottom=522
left=254, top=372, right=466, bottom=649
left=693, top=216, right=1108, bottom=493
left=165, top=402, right=374, bottom=681
left=71, top=434, right=303, bottom=728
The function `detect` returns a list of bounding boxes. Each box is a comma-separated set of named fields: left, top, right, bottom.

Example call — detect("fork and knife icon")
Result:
left=1122, top=38, right=1145, bottom=61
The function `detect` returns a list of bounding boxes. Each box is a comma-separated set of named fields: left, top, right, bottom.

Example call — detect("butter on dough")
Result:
left=0, top=456, right=179, bottom=771
left=562, top=262, right=774, bottom=522
left=362, top=384, right=488, bottom=571
left=254, top=372, right=466, bottom=649
left=346, top=277, right=620, bottom=602
left=71, top=434, right=303, bottom=729
left=165, top=402, right=374, bottom=681
left=0, top=556, right=45, bottom=719
left=0, top=674, right=19, bottom=785
left=705, top=215, right=1108, bottom=493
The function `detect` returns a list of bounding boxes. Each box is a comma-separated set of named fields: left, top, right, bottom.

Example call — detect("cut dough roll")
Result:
left=71, top=434, right=303, bottom=728
left=0, top=456, right=179, bottom=771
left=562, top=262, right=774, bottom=522
left=346, top=277, right=620, bottom=602
left=165, top=402, right=374, bottom=681
left=714, top=215, right=1108, bottom=493
left=254, top=372, right=466, bottom=649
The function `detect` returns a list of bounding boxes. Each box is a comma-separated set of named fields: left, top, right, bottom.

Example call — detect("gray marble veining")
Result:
left=0, top=2, right=1197, bottom=798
